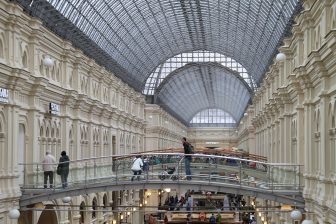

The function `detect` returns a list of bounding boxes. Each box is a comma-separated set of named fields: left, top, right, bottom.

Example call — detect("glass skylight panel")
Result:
left=190, top=109, right=236, bottom=126
left=21, top=0, right=301, bottom=124
left=144, top=50, right=255, bottom=95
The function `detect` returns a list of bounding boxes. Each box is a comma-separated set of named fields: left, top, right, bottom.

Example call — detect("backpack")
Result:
left=186, top=144, right=194, bottom=154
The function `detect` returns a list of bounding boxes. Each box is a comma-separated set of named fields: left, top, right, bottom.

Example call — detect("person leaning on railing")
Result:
left=57, top=151, right=70, bottom=189
left=182, top=137, right=193, bottom=180
left=42, top=151, right=56, bottom=189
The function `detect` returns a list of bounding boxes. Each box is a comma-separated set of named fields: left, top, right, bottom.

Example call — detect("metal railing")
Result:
left=19, top=152, right=303, bottom=193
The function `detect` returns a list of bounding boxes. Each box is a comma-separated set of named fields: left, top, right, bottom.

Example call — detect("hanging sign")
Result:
left=49, top=102, right=60, bottom=115
left=0, top=88, right=9, bottom=103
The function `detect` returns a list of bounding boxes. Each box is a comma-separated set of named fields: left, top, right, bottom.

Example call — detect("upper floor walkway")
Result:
left=19, top=150, right=304, bottom=207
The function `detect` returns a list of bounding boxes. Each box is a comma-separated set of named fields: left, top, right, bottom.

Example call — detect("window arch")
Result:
left=0, top=36, right=4, bottom=59
left=92, top=197, right=97, bottom=219
left=143, top=50, right=256, bottom=95
left=190, top=108, right=236, bottom=127
left=103, top=194, right=108, bottom=214
left=79, top=202, right=85, bottom=223
left=39, top=59, right=44, bottom=76
left=22, top=50, right=28, bottom=68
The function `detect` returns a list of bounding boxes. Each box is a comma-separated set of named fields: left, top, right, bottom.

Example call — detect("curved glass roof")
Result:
left=19, top=0, right=302, bottom=125
left=190, top=108, right=236, bottom=128
left=23, top=0, right=302, bottom=90
left=144, top=50, right=256, bottom=95
left=156, top=63, right=251, bottom=123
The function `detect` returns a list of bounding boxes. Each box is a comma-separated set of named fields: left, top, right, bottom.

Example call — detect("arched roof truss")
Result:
left=20, top=0, right=302, bottom=91
left=144, top=50, right=256, bottom=95
left=156, top=63, right=251, bottom=124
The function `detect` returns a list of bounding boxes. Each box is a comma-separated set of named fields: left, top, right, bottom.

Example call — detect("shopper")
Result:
left=209, top=213, right=216, bottom=224
left=143, top=156, right=149, bottom=177
left=131, top=155, right=143, bottom=181
left=42, top=151, right=56, bottom=189
left=57, top=151, right=70, bottom=188
left=182, top=137, right=193, bottom=180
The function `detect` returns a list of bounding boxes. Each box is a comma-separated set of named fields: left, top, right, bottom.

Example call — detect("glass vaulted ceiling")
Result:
left=156, top=63, right=251, bottom=123
left=20, top=0, right=302, bottom=125
left=144, top=50, right=256, bottom=95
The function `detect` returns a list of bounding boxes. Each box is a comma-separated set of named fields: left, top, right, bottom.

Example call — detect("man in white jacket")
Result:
left=131, top=155, right=143, bottom=181
left=42, top=151, right=56, bottom=188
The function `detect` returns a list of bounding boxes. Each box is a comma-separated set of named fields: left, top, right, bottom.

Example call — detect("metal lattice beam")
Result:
left=15, top=0, right=302, bottom=90
left=156, top=63, right=252, bottom=123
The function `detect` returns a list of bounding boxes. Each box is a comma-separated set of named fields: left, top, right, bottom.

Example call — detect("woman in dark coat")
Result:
left=58, top=151, right=70, bottom=188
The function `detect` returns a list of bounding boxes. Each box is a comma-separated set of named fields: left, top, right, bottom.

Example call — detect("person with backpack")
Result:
left=131, top=155, right=143, bottom=181
left=182, top=137, right=193, bottom=180
left=57, top=151, right=70, bottom=188
left=209, top=213, right=216, bottom=224
left=143, top=156, right=149, bottom=178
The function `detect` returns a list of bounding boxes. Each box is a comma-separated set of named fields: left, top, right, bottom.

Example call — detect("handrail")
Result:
left=19, top=151, right=304, bottom=207
left=18, top=152, right=299, bottom=166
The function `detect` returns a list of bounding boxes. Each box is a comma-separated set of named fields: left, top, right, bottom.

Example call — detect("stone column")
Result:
left=132, top=189, right=143, bottom=224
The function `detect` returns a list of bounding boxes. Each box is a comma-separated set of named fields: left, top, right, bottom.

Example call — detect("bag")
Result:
left=186, top=144, right=194, bottom=154
left=56, top=165, right=62, bottom=175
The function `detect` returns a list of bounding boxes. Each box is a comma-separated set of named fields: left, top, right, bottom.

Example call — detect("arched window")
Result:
left=103, top=194, right=108, bottom=214
left=0, top=37, right=4, bottom=59
left=22, top=51, right=28, bottom=68
left=39, top=60, right=44, bottom=76
left=92, top=198, right=97, bottom=219
left=190, top=108, right=236, bottom=127
left=80, top=202, right=85, bottom=224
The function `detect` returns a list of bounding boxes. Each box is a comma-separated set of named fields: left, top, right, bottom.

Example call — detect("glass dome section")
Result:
left=143, top=50, right=256, bottom=95
left=190, top=109, right=236, bottom=127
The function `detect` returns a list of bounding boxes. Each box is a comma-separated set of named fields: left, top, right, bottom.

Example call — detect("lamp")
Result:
left=290, top=210, right=302, bottom=220
left=8, top=209, right=20, bottom=220
left=62, top=196, right=71, bottom=204
left=43, top=55, right=54, bottom=67
left=164, top=188, right=171, bottom=193
left=275, top=52, right=286, bottom=62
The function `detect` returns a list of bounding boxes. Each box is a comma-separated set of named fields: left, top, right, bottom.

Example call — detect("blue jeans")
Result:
left=184, top=156, right=191, bottom=179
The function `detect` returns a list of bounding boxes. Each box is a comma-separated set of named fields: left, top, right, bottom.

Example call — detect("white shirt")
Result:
left=42, top=154, right=56, bottom=171
left=131, top=158, right=143, bottom=171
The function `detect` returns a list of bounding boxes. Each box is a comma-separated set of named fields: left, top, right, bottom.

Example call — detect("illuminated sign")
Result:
left=0, top=88, right=9, bottom=103
left=49, top=102, right=60, bottom=115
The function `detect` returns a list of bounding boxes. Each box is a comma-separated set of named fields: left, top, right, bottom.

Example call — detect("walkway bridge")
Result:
left=19, top=153, right=304, bottom=207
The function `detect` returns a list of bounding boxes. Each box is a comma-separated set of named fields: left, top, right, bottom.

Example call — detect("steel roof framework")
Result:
left=15, top=0, right=302, bottom=125
left=156, top=63, right=251, bottom=123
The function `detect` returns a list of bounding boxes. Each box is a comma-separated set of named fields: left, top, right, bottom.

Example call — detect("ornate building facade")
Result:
left=238, top=0, right=336, bottom=222
left=0, top=0, right=336, bottom=223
